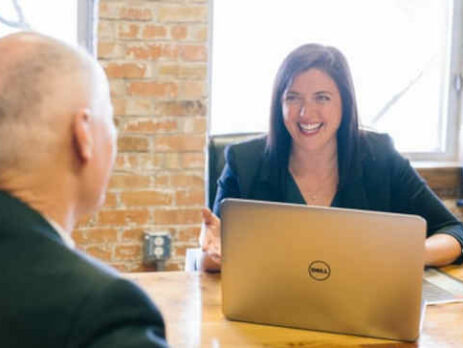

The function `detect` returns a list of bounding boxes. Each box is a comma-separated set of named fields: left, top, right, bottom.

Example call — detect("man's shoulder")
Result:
left=0, top=199, right=165, bottom=347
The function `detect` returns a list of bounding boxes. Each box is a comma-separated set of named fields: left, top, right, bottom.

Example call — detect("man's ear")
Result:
left=73, top=109, right=93, bottom=162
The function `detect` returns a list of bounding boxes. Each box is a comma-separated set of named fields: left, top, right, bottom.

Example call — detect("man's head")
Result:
left=0, top=32, right=117, bottom=219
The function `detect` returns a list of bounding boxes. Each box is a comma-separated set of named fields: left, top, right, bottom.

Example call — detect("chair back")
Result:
left=207, top=132, right=264, bottom=209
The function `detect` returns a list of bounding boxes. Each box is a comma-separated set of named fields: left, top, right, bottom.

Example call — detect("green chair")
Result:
left=184, top=132, right=264, bottom=271
left=206, top=132, right=264, bottom=209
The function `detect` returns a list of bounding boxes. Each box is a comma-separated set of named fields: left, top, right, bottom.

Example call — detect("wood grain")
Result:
left=125, top=270, right=463, bottom=347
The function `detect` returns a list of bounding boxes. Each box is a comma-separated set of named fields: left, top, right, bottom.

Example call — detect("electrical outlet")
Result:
left=144, top=232, right=171, bottom=265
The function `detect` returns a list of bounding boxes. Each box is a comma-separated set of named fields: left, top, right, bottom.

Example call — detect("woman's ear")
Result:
left=72, top=109, right=93, bottom=162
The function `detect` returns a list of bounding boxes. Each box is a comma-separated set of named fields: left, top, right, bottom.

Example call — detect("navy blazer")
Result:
left=213, top=131, right=463, bottom=257
left=0, top=191, right=167, bottom=348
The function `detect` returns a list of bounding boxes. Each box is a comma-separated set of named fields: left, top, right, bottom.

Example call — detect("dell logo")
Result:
left=308, top=260, right=331, bottom=281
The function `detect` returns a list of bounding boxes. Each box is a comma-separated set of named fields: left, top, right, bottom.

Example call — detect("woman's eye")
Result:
left=285, top=95, right=299, bottom=102
left=316, top=94, right=330, bottom=102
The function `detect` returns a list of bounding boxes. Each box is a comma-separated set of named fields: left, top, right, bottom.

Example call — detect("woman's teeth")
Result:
left=298, top=122, right=323, bottom=133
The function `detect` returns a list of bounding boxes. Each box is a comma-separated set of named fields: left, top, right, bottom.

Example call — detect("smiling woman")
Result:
left=200, top=43, right=463, bottom=272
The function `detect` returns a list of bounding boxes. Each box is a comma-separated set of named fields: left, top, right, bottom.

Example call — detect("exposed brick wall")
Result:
left=74, top=0, right=209, bottom=272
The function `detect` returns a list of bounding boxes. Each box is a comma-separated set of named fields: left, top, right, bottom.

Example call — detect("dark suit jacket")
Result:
left=213, top=131, right=463, bottom=258
left=0, top=191, right=168, bottom=348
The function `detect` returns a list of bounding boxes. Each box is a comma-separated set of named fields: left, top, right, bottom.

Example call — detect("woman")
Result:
left=200, top=43, right=463, bottom=272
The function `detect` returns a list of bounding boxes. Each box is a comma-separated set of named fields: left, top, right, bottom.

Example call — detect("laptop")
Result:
left=220, top=198, right=426, bottom=341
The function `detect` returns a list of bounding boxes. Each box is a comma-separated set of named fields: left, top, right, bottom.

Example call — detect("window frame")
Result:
left=404, top=0, right=463, bottom=163
left=77, top=0, right=98, bottom=56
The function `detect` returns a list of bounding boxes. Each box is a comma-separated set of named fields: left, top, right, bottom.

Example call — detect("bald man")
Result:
left=0, top=32, right=167, bottom=347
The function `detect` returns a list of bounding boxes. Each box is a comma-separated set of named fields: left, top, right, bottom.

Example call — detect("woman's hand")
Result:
left=199, top=208, right=222, bottom=271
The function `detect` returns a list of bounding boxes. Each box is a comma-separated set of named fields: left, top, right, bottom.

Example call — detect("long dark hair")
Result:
left=266, top=43, right=361, bottom=187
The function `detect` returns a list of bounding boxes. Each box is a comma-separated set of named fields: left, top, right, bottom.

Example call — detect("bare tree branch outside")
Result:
left=0, top=0, right=30, bottom=29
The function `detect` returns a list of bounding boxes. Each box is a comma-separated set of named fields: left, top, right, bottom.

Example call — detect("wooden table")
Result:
left=125, top=266, right=463, bottom=347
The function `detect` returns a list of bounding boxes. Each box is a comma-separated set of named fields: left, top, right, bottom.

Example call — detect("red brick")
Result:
left=99, top=2, right=120, bottom=19
left=181, top=152, right=204, bottom=169
left=175, top=190, right=204, bottom=205
left=157, top=64, right=179, bottom=77
left=179, top=81, right=206, bottom=99
left=119, top=7, right=153, bottom=20
left=75, top=213, right=97, bottom=228
left=157, top=63, right=207, bottom=80
left=180, top=64, right=207, bottom=79
left=121, top=190, right=173, bottom=207
left=112, top=98, right=126, bottom=116
left=128, top=82, right=178, bottom=98
left=109, top=80, right=126, bottom=97
left=142, top=25, right=167, bottom=39
left=98, top=42, right=121, bottom=59
left=153, top=101, right=206, bottom=117
left=171, top=173, right=204, bottom=188
left=105, top=63, right=147, bottom=78
left=174, top=243, right=201, bottom=257
left=153, top=208, right=202, bottom=225
left=118, top=136, right=149, bottom=152
left=182, top=117, right=206, bottom=133
left=171, top=26, right=188, bottom=40
left=190, top=26, right=207, bottom=41
left=158, top=5, right=207, bottom=23
left=127, top=155, right=139, bottom=168
left=160, top=45, right=181, bottom=59
left=126, top=44, right=161, bottom=60
left=126, top=98, right=153, bottom=116
left=164, top=153, right=181, bottom=169
left=98, top=21, right=115, bottom=40
left=118, top=23, right=140, bottom=39
left=180, top=45, right=207, bottom=62
left=176, top=227, right=201, bottom=242
left=153, top=174, right=170, bottom=187
left=103, top=192, right=118, bottom=208
left=137, top=154, right=164, bottom=170
left=113, top=154, right=138, bottom=171
left=86, top=245, right=112, bottom=262
left=121, top=228, right=145, bottom=243
left=109, top=174, right=151, bottom=189
left=164, top=262, right=182, bottom=271
left=123, top=119, right=177, bottom=133
left=125, top=44, right=179, bottom=60
left=99, top=210, right=150, bottom=225
left=115, top=245, right=142, bottom=261
left=154, top=134, right=205, bottom=152
left=73, top=228, right=118, bottom=245
left=114, top=154, right=128, bottom=170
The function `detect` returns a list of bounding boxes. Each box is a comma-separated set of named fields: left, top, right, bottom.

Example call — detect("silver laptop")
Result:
left=221, top=199, right=426, bottom=341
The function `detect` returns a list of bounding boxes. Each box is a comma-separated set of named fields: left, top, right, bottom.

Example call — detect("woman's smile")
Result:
left=298, top=122, right=323, bottom=135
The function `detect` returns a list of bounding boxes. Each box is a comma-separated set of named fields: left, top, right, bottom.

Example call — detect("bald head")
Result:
left=0, top=32, right=110, bottom=171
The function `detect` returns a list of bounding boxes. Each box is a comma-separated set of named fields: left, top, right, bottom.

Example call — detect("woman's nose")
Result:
left=299, top=100, right=317, bottom=118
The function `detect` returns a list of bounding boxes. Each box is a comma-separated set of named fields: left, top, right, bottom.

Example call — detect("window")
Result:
left=0, top=0, right=98, bottom=54
left=210, top=0, right=463, bottom=161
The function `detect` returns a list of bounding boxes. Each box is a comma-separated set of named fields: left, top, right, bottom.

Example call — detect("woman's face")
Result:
left=282, top=68, right=342, bottom=154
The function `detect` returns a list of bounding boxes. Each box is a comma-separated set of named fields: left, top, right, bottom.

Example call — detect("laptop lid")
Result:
left=221, top=199, right=426, bottom=341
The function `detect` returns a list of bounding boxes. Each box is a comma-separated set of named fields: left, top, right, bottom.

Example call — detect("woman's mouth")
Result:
left=298, top=122, right=323, bottom=135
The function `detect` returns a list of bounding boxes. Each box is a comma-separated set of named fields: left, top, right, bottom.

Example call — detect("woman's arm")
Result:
left=389, top=143, right=463, bottom=266
left=425, top=232, right=462, bottom=266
